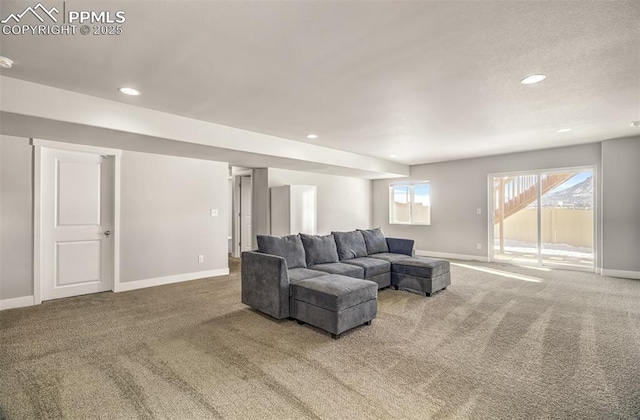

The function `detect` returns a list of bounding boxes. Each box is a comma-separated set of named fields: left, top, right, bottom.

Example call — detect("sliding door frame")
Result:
left=488, top=165, right=597, bottom=272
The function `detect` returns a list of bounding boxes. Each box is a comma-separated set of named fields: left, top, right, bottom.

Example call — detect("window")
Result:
left=389, top=181, right=431, bottom=225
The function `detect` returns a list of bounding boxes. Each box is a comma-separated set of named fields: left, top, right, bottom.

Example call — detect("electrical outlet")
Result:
left=476, top=243, right=482, bottom=250
left=476, top=208, right=482, bottom=215
left=198, top=255, right=204, bottom=263
left=210, top=209, right=218, bottom=217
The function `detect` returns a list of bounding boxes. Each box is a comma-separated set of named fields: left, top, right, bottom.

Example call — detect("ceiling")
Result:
left=1, top=0, right=639, bottom=165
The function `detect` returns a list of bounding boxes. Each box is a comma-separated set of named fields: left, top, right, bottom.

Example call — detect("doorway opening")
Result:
left=231, top=167, right=253, bottom=257
left=490, top=166, right=595, bottom=270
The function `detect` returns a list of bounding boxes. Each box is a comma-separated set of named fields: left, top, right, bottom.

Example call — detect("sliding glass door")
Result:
left=540, top=170, right=594, bottom=268
left=490, top=167, right=595, bottom=270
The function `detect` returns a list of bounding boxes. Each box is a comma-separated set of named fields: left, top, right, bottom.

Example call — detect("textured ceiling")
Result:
left=1, top=0, right=638, bottom=165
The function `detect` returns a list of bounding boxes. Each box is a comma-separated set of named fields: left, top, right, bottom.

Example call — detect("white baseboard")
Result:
left=600, top=268, right=640, bottom=280
left=0, top=295, right=35, bottom=311
left=115, top=268, right=230, bottom=293
left=415, top=250, right=489, bottom=262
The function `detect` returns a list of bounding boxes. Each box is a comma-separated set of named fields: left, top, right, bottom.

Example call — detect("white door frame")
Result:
left=33, top=139, right=122, bottom=304
left=231, top=169, right=252, bottom=257
left=232, top=175, right=241, bottom=258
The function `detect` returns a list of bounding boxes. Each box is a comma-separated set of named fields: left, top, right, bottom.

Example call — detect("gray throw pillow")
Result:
left=257, top=234, right=307, bottom=269
left=300, top=233, right=339, bottom=266
left=332, top=231, right=368, bottom=260
left=358, top=228, right=389, bottom=255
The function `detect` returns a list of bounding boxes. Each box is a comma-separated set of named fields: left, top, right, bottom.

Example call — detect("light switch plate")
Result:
left=210, top=209, right=218, bottom=217
left=476, top=208, right=482, bottom=215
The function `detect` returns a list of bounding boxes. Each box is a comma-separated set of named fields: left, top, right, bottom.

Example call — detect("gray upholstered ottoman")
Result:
left=290, top=274, right=377, bottom=339
left=391, top=257, right=451, bottom=296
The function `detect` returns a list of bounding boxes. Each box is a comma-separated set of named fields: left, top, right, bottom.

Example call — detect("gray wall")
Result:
left=269, top=168, right=372, bottom=234
left=0, top=138, right=230, bottom=299
left=0, top=136, right=33, bottom=299
left=601, top=137, right=640, bottom=272
left=373, top=143, right=602, bottom=261
left=120, top=151, right=229, bottom=282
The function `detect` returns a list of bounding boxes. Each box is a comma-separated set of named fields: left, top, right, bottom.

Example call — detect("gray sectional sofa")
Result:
left=241, top=228, right=450, bottom=339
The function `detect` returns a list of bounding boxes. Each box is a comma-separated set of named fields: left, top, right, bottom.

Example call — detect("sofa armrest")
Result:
left=386, top=237, right=415, bottom=256
left=241, top=251, right=290, bottom=319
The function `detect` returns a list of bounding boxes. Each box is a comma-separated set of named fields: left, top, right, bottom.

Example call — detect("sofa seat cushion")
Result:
left=308, top=262, right=365, bottom=279
left=257, top=234, right=307, bottom=269
left=291, top=275, right=377, bottom=312
left=358, top=228, right=389, bottom=254
left=300, top=233, right=339, bottom=266
left=342, top=257, right=391, bottom=279
left=332, top=231, right=368, bottom=260
left=368, top=253, right=412, bottom=263
left=392, top=257, right=450, bottom=278
left=288, top=268, right=328, bottom=283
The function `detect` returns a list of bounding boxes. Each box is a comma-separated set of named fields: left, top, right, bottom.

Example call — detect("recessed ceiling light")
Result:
left=0, top=56, right=13, bottom=69
left=520, top=74, right=546, bottom=85
left=389, top=154, right=398, bottom=158
left=118, top=87, right=141, bottom=96
left=556, top=128, right=572, bottom=133
left=306, top=134, right=318, bottom=139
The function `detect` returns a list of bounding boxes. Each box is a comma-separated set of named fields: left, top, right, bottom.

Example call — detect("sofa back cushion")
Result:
left=332, top=231, right=368, bottom=260
left=358, top=228, right=389, bottom=255
left=257, top=234, right=307, bottom=269
left=300, top=233, right=339, bottom=266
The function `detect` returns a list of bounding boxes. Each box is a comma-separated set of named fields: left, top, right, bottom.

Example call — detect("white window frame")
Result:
left=389, top=180, right=431, bottom=225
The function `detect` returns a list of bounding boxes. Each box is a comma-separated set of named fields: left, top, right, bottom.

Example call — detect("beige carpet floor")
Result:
left=1, top=259, right=639, bottom=419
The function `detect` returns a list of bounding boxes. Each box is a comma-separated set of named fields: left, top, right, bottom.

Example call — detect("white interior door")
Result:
left=240, top=176, right=253, bottom=252
left=41, top=148, right=114, bottom=301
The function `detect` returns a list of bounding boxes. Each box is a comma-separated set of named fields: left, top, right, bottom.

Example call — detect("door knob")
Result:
left=104, top=231, right=111, bottom=237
